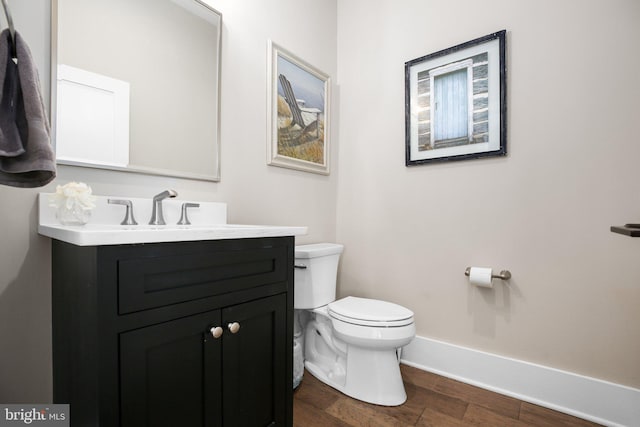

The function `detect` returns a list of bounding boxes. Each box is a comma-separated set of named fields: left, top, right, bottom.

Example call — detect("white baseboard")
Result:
left=400, top=335, right=640, bottom=427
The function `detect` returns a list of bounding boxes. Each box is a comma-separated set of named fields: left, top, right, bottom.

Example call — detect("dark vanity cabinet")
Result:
left=51, top=237, right=294, bottom=427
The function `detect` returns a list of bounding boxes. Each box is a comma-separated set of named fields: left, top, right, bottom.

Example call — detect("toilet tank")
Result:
left=294, top=243, right=344, bottom=309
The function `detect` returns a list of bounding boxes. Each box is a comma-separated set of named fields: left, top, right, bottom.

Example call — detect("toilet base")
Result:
left=305, top=345, right=407, bottom=406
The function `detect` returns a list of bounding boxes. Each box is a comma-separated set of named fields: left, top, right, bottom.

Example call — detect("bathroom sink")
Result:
left=38, top=193, right=307, bottom=246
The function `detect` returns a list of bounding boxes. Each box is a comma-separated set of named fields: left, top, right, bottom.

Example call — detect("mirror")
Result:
left=52, top=0, right=221, bottom=181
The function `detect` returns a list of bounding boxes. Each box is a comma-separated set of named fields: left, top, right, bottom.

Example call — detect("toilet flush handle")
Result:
left=294, top=264, right=307, bottom=269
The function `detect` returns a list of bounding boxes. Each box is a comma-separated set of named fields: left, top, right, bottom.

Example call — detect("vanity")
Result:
left=45, top=1, right=303, bottom=423
left=39, top=195, right=307, bottom=426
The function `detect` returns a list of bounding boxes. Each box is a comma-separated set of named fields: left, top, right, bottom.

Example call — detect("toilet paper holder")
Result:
left=465, top=267, right=511, bottom=280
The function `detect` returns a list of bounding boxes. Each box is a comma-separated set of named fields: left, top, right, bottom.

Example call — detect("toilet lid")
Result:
left=328, top=296, right=414, bottom=327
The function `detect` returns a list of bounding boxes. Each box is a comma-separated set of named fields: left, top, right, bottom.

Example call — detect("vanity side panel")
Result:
left=51, top=241, right=101, bottom=425
left=285, top=237, right=294, bottom=426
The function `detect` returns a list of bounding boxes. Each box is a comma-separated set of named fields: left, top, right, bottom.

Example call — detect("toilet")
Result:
left=294, top=243, right=415, bottom=406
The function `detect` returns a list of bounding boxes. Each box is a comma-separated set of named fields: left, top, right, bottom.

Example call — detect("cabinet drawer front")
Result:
left=118, top=245, right=288, bottom=314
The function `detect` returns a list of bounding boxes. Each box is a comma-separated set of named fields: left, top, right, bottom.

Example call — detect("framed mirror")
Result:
left=51, top=0, right=221, bottom=181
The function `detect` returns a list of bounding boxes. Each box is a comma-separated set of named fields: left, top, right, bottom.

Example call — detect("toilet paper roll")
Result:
left=469, top=267, right=493, bottom=288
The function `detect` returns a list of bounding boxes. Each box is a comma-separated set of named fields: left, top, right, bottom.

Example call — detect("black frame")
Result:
left=405, top=30, right=507, bottom=166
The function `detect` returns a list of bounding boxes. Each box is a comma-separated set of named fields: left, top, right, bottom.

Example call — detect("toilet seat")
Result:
left=328, top=296, right=414, bottom=327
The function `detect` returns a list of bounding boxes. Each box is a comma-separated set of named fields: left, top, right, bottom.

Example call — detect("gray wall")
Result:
left=336, top=0, right=640, bottom=388
left=0, top=0, right=54, bottom=403
left=3, top=0, right=638, bottom=404
left=0, top=0, right=338, bottom=402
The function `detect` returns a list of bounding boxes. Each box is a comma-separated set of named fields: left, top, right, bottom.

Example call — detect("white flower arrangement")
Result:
left=50, top=182, right=96, bottom=225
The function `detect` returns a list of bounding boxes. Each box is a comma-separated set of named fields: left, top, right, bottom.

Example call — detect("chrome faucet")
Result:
left=149, top=190, right=177, bottom=225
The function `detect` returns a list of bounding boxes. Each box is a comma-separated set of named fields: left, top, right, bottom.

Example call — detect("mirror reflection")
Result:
left=53, top=0, right=221, bottom=181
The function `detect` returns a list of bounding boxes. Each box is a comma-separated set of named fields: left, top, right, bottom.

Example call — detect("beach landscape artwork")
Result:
left=268, top=41, right=330, bottom=174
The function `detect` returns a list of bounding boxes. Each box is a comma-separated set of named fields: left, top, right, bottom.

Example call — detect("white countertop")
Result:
left=38, top=194, right=307, bottom=246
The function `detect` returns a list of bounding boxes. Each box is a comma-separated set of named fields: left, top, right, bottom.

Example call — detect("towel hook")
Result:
left=1, top=0, right=16, bottom=58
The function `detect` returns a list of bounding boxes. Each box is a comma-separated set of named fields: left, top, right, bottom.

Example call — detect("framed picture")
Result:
left=405, top=30, right=506, bottom=166
left=267, top=41, right=331, bottom=175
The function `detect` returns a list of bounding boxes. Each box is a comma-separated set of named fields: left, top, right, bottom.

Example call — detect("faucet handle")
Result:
left=108, top=199, right=138, bottom=225
left=177, top=203, right=200, bottom=225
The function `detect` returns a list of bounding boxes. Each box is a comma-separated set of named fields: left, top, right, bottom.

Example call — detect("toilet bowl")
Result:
left=294, top=243, right=415, bottom=406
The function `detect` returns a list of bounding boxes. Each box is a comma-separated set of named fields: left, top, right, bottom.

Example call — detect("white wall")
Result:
left=3, top=0, right=639, bottom=405
left=0, top=0, right=337, bottom=402
left=336, top=0, right=640, bottom=389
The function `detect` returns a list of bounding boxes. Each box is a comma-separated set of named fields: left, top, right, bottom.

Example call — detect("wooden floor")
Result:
left=293, top=365, right=602, bottom=426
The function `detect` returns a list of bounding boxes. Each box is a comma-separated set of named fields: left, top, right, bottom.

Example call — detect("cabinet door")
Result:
left=222, top=294, right=287, bottom=426
left=120, top=310, right=223, bottom=427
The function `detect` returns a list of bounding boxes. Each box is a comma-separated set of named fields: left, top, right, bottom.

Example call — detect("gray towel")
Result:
left=0, top=29, right=56, bottom=188
left=0, top=43, right=25, bottom=157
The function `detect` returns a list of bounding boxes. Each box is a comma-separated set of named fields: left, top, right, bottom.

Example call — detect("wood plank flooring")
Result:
left=293, top=365, right=602, bottom=427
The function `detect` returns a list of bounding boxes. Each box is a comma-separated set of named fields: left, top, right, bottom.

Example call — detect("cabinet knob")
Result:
left=210, top=326, right=224, bottom=339
left=228, top=322, right=240, bottom=334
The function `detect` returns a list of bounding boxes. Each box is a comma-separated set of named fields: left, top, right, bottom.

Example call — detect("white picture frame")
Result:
left=267, top=41, right=330, bottom=175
